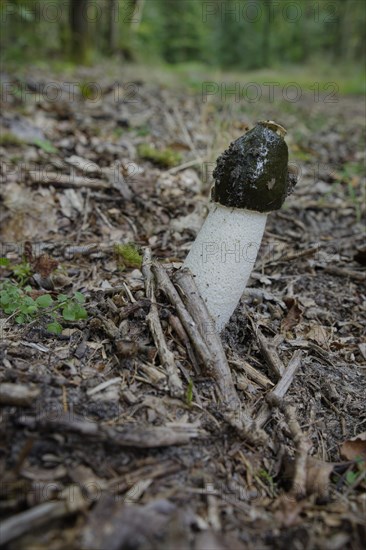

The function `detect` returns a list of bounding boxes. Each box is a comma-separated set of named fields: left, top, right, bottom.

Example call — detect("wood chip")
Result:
left=0, top=383, right=40, bottom=407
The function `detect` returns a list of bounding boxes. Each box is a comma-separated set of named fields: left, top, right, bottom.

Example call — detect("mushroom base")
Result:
left=183, top=203, right=267, bottom=332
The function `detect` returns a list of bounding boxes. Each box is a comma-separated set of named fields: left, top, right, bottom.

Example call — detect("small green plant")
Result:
left=0, top=132, right=25, bottom=147
left=344, top=457, right=366, bottom=489
left=32, top=138, right=58, bottom=154
left=186, top=378, right=194, bottom=406
left=12, top=261, right=33, bottom=286
left=57, top=292, right=88, bottom=322
left=79, top=81, right=99, bottom=101
left=115, top=243, right=143, bottom=269
left=0, top=282, right=87, bottom=334
left=113, top=127, right=125, bottom=139
left=345, top=470, right=359, bottom=487
left=257, top=469, right=276, bottom=496
left=135, top=125, right=150, bottom=137
left=137, top=143, right=182, bottom=168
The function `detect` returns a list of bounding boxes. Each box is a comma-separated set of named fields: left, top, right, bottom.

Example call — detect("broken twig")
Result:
left=142, top=248, right=183, bottom=397
left=0, top=383, right=40, bottom=407
left=249, top=318, right=285, bottom=379
left=174, top=267, right=240, bottom=410
left=255, top=350, right=303, bottom=428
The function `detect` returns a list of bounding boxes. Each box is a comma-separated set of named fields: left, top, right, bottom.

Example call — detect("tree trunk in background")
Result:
left=333, top=0, right=348, bottom=60
left=262, top=0, right=272, bottom=67
left=130, top=0, right=145, bottom=30
left=69, top=0, right=90, bottom=64
left=108, top=0, right=118, bottom=54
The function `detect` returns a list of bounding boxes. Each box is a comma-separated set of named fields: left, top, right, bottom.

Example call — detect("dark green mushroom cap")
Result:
left=212, top=121, right=296, bottom=213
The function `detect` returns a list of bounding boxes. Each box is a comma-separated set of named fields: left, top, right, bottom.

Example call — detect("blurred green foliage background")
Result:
left=0, top=0, right=365, bottom=92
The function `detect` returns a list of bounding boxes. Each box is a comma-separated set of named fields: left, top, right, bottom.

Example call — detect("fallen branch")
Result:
left=0, top=486, right=85, bottom=546
left=249, top=318, right=285, bottom=379
left=16, top=413, right=205, bottom=448
left=268, top=399, right=311, bottom=499
left=153, top=264, right=267, bottom=442
left=142, top=248, right=183, bottom=397
left=174, top=267, right=240, bottom=410
left=168, top=312, right=201, bottom=375
left=228, top=358, right=274, bottom=390
left=255, top=350, right=303, bottom=428
left=321, top=265, right=366, bottom=282
left=29, top=171, right=110, bottom=190
left=151, top=262, right=213, bottom=376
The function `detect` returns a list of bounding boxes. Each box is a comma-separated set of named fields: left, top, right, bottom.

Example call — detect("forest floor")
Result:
left=0, top=63, right=365, bottom=549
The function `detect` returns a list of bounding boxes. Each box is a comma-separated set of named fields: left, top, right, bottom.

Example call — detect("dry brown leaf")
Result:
left=23, top=241, right=34, bottom=263
left=273, top=495, right=304, bottom=527
left=358, top=343, right=366, bottom=360
left=281, top=297, right=303, bottom=332
left=306, top=324, right=330, bottom=347
left=305, top=456, right=335, bottom=499
left=2, top=183, right=58, bottom=240
left=33, top=254, right=58, bottom=278
left=282, top=455, right=336, bottom=500
left=340, top=432, right=366, bottom=463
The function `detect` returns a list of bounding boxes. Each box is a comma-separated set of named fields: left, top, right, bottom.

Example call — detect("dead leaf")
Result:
left=3, top=114, right=45, bottom=142
left=65, top=155, right=100, bottom=174
left=33, top=254, right=58, bottom=278
left=24, top=241, right=34, bottom=263
left=59, top=188, right=84, bottom=218
left=281, top=297, right=303, bottom=332
left=194, top=530, right=246, bottom=549
left=1, top=183, right=58, bottom=240
left=306, top=324, right=330, bottom=347
left=82, top=495, right=176, bottom=550
left=340, top=432, right=366, bottom=464
left=283, top=455, right=336, bottom=500
left=305, top=456, right=335, bottom=499
left=358, top=343, right=366, bottom=360
left=273, top=495, right=303, bottom=527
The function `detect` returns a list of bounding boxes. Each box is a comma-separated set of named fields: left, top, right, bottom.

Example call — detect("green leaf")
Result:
left=23, top=296, right=36, bottom=306
left=345, top=471, right=358, bottom=486
left=15, top=314, right=25, bottom=324
left=0, top=258, right=10, bottom=267
left=74, top=292, right=85, bottom=304
left=0, top=283, right=21, bottom=300
left=137, top=143, right=181, bottom=168
left=36, top=294, right=53, bottom=307
left=62, top=305, right=76, bottom=321
left=23, top=305, right=37, bottom=315
left=114, top=243, right=143, bottom=269
left=75, top=307, right=88, bottom=320
left=32, top=138, right=58, bottom=154
left=0, top=293, right=10, bottom=305
left=4, top=303, right=19, bottom=314
left=47, top=322, right=63, bottom=335
left=57, top=294, right=68, bottom=302
left=186, top=378, right=194, bottom=406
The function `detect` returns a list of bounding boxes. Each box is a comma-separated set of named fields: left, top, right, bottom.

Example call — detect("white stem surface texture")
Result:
left=183, top=203, right=267, bottom=332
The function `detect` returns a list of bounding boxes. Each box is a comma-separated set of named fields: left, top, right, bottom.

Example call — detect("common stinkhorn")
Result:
left=183, top=121, right=296, bottom=332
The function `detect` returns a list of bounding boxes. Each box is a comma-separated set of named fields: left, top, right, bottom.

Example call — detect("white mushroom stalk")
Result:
left=183, top=121, right=296, bottom=332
